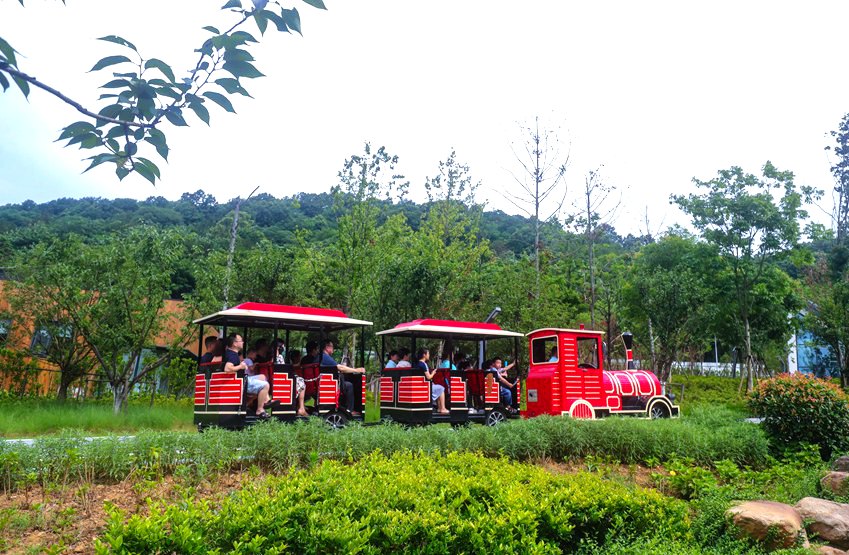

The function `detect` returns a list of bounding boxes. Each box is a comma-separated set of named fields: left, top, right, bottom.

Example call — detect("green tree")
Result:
left=11, top=227, right=192, bottom=413
left=622, top=233, right=716, bottom=381
left=0, top=0, right=326, bottom=184
left=4, top=286, right=95, bottom=401
left=673, top=162, right=817, bottom=391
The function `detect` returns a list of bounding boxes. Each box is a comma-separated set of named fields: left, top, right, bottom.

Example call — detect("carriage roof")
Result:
left=376, top=318, right=523, bottom=340
left=193, top=302, right=372, bottom=332
left=527, top=327, right=605, bottom=337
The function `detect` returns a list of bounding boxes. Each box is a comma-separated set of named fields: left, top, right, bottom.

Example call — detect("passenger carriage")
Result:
left=193, top=302, right=372, bottom=430
left=376, top=318, right=524, bottom=426
left=524, top=326, right=679, bottom=419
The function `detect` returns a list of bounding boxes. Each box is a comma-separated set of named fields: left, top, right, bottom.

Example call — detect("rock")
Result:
left=817, top=546, right=847, bottom=555
left=822, top=472, right=849, bottom=495
left=728, top=500, right=808, bottom=549
left=796, top=497, right=849, bottom=549
left=835, top=456, right=849, bottom=472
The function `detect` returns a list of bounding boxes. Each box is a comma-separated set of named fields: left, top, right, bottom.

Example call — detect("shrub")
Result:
left=748, top=373, right=849, bottom=458
left=94, top=451, right=691, bottom=554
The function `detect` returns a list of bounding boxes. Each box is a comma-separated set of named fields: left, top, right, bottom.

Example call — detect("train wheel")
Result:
left=485, top=408, right=508, bottom=427
left=324, top=411, right=348, bottom=429
left=649, top=402, right=670, bottom=419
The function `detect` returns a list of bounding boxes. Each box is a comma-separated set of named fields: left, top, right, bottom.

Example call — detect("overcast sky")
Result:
left=0, top=0, right=845, bottom=236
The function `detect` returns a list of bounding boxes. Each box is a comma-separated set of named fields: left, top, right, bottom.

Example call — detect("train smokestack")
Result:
left=622, top=332, right=635, bottom=370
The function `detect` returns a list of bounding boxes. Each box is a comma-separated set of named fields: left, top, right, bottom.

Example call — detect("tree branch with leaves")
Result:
left=0, top=0, right=327, bottom=184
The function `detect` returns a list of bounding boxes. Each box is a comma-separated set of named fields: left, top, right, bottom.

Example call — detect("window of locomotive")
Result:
left=531, top=336, right=558, bottom=364
left=576, top=336, right=599, bottom=368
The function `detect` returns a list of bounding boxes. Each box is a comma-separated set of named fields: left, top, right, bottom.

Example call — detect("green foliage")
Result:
left=0, top=411, right=770, bottom=491
left=748, top=373, right=849, bottom=458
left=1, top=1, right=327, bottom=183
left=93, top=451, right=690, bottom=554
left=0, top=399, right=193, bottom=438
left=672, top=376, right=747, bottom=413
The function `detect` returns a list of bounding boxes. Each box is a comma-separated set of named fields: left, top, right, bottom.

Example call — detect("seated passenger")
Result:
left=254, top=338, right=272, bottom=364
left=224, top=333, right=270, bottom=419
left=301, top=341, right=320, bottom=365
left=272, top=339, right=286, bottom=364
left=438, top=347, right=457, bottom=370
left=320, top=340, right=365, bottom=415
left=385, top=350, right=400, bottom=369
left=286, top=350, right=309, bottom=418
left=417, top=348, right=449, bottom=415
left=396, top=347, right=412, bottom=368
left=489, top=357, right=518, bottom=412
left=199, top=335, right=218, bottom=364
left=548, top=347, right=558, bottom=363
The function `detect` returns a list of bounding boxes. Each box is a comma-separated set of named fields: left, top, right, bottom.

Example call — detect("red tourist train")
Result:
left=192, top=303, right=679, bottom=430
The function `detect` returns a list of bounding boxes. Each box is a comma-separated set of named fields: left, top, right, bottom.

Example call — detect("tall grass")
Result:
left=0, top=408, right=770, bottom=491
left=0, top=399, right=194, bottom=437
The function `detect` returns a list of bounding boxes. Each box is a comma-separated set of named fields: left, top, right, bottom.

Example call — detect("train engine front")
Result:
left=524, top=327, right=679, bottom=419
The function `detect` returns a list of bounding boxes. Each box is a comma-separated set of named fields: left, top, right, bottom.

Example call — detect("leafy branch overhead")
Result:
left=0, top=0, right=327, bottom=185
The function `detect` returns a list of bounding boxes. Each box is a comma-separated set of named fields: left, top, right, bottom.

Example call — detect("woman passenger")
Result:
left=417, top=348, right=449, bottom=415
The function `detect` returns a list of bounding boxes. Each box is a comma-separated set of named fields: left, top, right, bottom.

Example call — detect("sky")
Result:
left=0, top=0, right=846, bottom=237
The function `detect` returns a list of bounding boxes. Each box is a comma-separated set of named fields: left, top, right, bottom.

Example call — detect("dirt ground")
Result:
left=0, top=461, right=660, bottom=554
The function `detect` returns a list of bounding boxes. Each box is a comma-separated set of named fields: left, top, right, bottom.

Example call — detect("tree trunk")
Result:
left=112, top=381, right=130, bottom=414
left=648, top=318, right=656, bottom=371
left=744, top=318, right=754, bottom=392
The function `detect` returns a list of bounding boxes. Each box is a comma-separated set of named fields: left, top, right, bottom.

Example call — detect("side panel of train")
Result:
left=379, top=368, right=511, bottom=425
left=524, top=329, right=679, bottom=419
left=194, top=362, right=366, bottom=429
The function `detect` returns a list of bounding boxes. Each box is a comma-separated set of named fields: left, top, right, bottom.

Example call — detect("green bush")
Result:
left=94, top=451, right=691, bottom=554
left=0, top=411, right=771, bottom=491
left=748, top=373, right=849, bottom=458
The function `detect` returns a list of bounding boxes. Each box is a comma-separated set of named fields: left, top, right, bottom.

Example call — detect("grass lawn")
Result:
left=0, top=399, right=194, bottom=437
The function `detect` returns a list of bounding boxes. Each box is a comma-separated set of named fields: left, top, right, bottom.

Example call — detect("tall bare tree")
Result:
left=575, top=168, right=620, bottom=328
left=504, top=116, right=570, bottom=302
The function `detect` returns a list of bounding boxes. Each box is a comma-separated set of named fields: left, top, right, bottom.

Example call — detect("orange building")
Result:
left=0, top=280, right=202, bottom=397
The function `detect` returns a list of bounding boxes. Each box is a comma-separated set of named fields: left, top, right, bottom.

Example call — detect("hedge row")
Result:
left=95, top=451, right=691, bottom=554
left=0, top=408, right=769, bottom=491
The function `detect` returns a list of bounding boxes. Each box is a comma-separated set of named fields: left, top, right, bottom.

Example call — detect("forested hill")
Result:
left=0, top=191, right=649, bottom=260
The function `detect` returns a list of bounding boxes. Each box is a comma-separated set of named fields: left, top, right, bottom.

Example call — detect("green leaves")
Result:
left=0, top=35, right=18, bottom=66
left=222, top=60, right=264, bottom=79
left=143, top=58, right=175, bottom=83
left=89, top=55, right=133, bottom=72
left=203, top=91, right=236, bottom=113
left=97, top=35, right=138, bottom=52
left=282, top=8, right=302, bottom=35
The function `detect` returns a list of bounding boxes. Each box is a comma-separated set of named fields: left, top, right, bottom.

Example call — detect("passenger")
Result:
left=271, top=339, right=286, bottom=364
left=385, top=350, right=400, bottom=369
left=224, top=333, right=270, bottom=419
left=417, top=348, right=449, bottom=415
left=439, top=347, right=457, bottom=370
left=301, top=341, right=320, bottom=365
left=396, top=347, right=412, bottom=368
left=286, top=350, right=309, bottom=418
left=320, top=339, right=365, bottom=415
left=490, top=357, right=518, bottom=412
left=254, top=338, right=271, bottom=364
left=548, top=347, right=558, bottom=363
left=199, top=335, right=218, bottom=363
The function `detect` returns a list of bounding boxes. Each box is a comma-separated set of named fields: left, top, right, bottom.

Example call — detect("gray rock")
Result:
left=816, top=546, right=847, bottom=555
left=834, top=456, right=849, bottom=472
left=728, top=500, right=808, bottom=549
left=822, top=472, right=849, bottom=496
left=796, top=497, right=849, bottom=549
